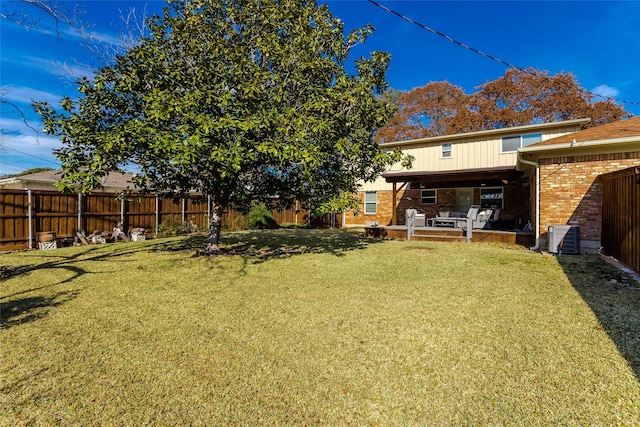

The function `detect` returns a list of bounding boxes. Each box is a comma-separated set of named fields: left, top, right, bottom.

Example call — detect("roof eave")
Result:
left=519, top=136, right=640, bottom=153
left=380, top=118, right=591, bottom=148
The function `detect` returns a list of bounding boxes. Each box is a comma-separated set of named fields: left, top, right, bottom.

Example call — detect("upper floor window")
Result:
left=364, top=191, right=377, bottom=214
left=441, top=143, right=452, bottom=158
left=502, top=133, right=542, bottom=152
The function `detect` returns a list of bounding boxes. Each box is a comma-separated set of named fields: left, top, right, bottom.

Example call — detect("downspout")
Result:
left=518, top=154, right=540, bottom=250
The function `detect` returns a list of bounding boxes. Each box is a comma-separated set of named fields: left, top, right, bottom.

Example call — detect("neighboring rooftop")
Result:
left=0, top=170, right=136, bottom=189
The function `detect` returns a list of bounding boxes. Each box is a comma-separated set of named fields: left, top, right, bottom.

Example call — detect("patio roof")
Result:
left=382, top=166, right=524, bottom=188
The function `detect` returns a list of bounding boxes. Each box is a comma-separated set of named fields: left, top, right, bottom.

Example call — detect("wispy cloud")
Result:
left=23, top=55, right=96, bottom=79
left=591, top=84, right=620, bottom=98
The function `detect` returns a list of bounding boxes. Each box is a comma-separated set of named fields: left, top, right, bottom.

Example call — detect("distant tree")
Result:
left=474, top=68, right=629, bottom=129
left=377, top=68, right=630, bottom=141
left=1, top=167, right=55, bottom=179
left=376, top=81, right=481, bottom=142
left=35, top=0, right=409, bottom=255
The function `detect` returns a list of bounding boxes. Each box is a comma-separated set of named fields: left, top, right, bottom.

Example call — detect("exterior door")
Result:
left=456, top=188, right=473, bottom=212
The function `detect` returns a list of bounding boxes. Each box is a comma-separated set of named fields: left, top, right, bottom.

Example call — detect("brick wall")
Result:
left=343, top=189, right=398, bottom=226
left=344, top=182, right=530, bottom=228
left=539, top=151, right=640, bottom=245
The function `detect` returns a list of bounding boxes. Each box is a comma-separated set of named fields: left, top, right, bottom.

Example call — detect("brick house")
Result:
left=517, top=116, right=640, bottom=252
left=343, top=118, right=589, bottom=229
left=344, top=116, right=640, bottom=253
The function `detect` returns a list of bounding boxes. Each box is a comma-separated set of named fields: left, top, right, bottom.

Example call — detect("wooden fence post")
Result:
left=155, top=196, right=159, bottom=236
left=77, top=193, right=82, bottom=232
left=27, top=189, right=33, bottom=249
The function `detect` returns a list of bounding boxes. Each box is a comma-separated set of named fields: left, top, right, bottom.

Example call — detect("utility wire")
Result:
left=2, top=145, right=60, bottom=165
left=367, top=0, right=640, bottom=106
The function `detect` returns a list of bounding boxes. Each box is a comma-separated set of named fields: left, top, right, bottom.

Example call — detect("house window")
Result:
left=441, top=143, right=452, bottom=158
left=364, top=191, right=377, bottom=214
left=421, top=189, right=437, bottom=204
left=502, top=133, right=542, bottom=152
left=480, top=187, right=503, bottom=209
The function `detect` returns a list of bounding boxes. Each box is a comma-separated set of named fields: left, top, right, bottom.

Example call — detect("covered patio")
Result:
left=382, top=166, right=529, bottom=230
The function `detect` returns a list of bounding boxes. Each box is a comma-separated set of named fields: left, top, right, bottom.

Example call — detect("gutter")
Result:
left=381, top=118, right=591, bottom=148
left=520, top=136, right=640, bottom=153
left=518, top=154, right=541, bottom=251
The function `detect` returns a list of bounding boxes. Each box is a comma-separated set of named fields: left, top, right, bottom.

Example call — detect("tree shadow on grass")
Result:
left=558, top=255, right=640, bottom=379
left=148, top=228, right=386, bottom=263
left=0, top=290, right=79, bottom=329
left=1, top=244, right=156, bottom=299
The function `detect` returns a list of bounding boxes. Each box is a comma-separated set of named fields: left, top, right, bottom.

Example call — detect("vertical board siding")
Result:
left=1, top=190, right=328, bottom=250
left=601, top=167, right=640, bottom=272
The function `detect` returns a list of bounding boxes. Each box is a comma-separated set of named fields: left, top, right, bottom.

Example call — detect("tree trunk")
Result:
left=205, top=200, right=225, bottom=255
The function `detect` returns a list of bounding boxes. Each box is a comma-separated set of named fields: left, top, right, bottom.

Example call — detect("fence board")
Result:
left=601, top=167, right=640, bottom=272
left=1, top=189, right=336, bottom=250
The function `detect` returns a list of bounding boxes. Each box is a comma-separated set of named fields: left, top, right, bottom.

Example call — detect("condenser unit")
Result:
left=548, top=225, right=580, bottom=255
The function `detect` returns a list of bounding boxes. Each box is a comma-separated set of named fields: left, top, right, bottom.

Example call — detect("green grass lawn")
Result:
left=2, top=229, right=639, bottom=425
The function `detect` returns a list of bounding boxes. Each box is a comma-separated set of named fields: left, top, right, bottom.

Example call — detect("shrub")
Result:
left=247, top=202, right=278, bottom=229
left=222, top=213, right=250, bottom=232
left=157, top=215, right=187, bottom=237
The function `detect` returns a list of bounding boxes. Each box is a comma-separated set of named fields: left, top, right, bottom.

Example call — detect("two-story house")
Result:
left=345, top=116, right=640, bottom=253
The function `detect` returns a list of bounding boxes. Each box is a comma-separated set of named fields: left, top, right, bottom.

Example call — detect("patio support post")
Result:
left=518, top=155, right=541, bottom=250
left=392, top=182, right=398, bottom=225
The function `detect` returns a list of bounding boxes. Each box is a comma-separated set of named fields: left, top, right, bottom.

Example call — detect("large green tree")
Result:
left=35, top=0, right=407, bottom=254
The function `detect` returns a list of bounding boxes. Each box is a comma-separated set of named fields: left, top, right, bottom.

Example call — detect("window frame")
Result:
left=364, top=191, right=377, bottom=214
left=501, top=133, right=542, bottom=153
left=421, top=189, right=437, bottom=205
left=441, top=143, right=452, bottom=158
left=480, top=187, right=504, bottom=209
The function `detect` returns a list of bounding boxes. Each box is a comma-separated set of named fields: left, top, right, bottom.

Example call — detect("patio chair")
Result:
left=488, top=208, right=501, bottom=228
left=472, top=208, right=494, bottom=230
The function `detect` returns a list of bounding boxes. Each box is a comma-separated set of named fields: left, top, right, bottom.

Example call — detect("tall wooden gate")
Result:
left=601, top=167, right=640, bottom=272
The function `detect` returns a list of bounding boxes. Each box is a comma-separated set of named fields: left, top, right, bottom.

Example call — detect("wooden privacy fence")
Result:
left=0, top=189, right=338, bottom=250
left=601, top=167, right=640, bottom=272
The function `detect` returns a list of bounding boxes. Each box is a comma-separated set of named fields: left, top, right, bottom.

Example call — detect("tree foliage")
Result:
left=34, top=0, right=408, bottom=254
left=376, top=68, right=630, bottom=142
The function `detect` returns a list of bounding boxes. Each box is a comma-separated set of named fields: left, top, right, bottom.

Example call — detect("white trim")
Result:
left=519, top=135, right=640, bottom=153
left=421, top=188, right=437, bottom=205
left=380, top=118, right=591, bottom=148
left=364, top=191, right=377, bottom=215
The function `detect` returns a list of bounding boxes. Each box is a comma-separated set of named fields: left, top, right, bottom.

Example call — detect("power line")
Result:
left=1, top=145, right=60, bottom=165
left=366, top=0, right=640, bottom=106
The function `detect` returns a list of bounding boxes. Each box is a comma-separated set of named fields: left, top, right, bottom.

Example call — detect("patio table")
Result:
left=430, top=217, right=466, bottom=228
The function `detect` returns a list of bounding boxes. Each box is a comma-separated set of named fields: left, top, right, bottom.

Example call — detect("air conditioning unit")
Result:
left=548, top=225, right=580, bottom=255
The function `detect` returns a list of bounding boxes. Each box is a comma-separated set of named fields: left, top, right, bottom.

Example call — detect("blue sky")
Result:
left=1, top=0, right=639, bottom=175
